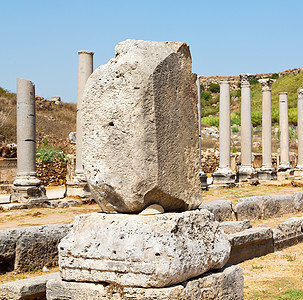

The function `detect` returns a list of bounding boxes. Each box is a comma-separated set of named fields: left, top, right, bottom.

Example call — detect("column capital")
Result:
left=220, top=80, right=230, bottom=85
left=78, top=50, right=94, bottom=55
left=298, top=89, right=303, bottom=98
left=239, top=74, right=252, bottom=87
left=258, top=78, right=276, bottom=91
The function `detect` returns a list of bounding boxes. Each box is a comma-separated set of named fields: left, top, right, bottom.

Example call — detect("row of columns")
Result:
left=208, top=75, right=303, bottom=186
left=11, top=51, right=94, bottom=203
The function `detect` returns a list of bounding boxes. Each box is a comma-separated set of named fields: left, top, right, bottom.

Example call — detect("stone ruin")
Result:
left=46, top=40, right=244, bottom=299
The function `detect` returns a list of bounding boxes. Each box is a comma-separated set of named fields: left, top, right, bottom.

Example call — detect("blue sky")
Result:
left=1, top=0, right=302, bottom=102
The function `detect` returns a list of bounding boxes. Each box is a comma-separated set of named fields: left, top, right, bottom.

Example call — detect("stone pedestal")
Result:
left=278, top=92, right=292, bottom=172
left=47, top=265, right=244, bottom=300
left=294, top=89, right=303, bottom=178
left=11, top=78, right=46, bottom=203
left=237, top=74, right=257, bottom=182
left=213, top=81, right=236, bottom=186
left=257, top=78, right=277, bottom=180
left=197, top=77, right=208, bottom=189
left=65, top=50, right=94, bottom=200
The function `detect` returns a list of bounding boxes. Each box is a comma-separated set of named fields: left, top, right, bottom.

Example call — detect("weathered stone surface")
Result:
left=227, top=227, right=273, bottom=264
left=235, top=196, right=265, bottom=220
left=220, top=220, right=252, bottom=234
left=273, top=216, right=303, bottom=250
left=263, top=194, right=295, bottom=218
left=236, top=194, right=295, bottom=220
left=0, top=272, right=59, bottom=300
left=59, top=209, right=230, bottom=287
left=81, top=39, right=202, bottom=213
left=47, top=265, right=244, bottom=300
left=199, top=200, right=236, bottom=222
left=0, top=224, right=72, bottom=273
left=293, top=191, right=303, bottom=211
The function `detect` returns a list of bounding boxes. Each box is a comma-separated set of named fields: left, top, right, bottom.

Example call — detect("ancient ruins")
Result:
left=1, top=39, right=303, bottom=299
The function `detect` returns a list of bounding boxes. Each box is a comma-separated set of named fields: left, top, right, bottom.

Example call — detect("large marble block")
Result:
left=81, top=39, right=202, bottom=213
left=59, top=209, right=231, bottom=288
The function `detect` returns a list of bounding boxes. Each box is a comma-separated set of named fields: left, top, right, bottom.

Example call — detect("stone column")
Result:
left=295, top=89, right=303, bottom=177
left=75, top=50, right=94, bottom=177
left=258, top=78, right=276, bottom=180
left=11, top=78, right=46, bottom=203
left=65, top=51, right=94, bottom=200
left=213, top=81, right=235, bottom=185
left=278, top=92, right=292, bottom=171
left=237, top=74, right=257, bottom=182
left=196, top=77, right=208, bottom=189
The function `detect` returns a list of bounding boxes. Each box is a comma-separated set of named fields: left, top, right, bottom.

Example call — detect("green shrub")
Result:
left=250, top=77, right=259, bottom=85
left=209, top=83, right=220, bottom=93
left=251, top=111, right=262, bottom=126
left=36, top=148, right=70, bottom=163
left=232, top=126, right=240, bottom=133
left=201, top=116, right=219, bottom=127
left=200, top=84, right=205, bottom=91
left=271, top=73, right=279, bottom=79
left=201, top=91, right=212, bottom=101
left=231, top=112, right=241, bottom=125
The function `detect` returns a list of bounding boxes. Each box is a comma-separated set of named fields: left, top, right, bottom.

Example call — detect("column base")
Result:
left=277, top=163, right=292, bottom=172
left=277, top=168, right=294, bottom=181
left=257, top=167, right=277, bottom=180
left=199, top=172, right=208, bottom=190
left=10, top=185, right=47, bottom=204
left=212, top=168, right=236, bottom=186
left=65, top=173, right=91, bottom=201
left=237, top=166, right=258, bottom=183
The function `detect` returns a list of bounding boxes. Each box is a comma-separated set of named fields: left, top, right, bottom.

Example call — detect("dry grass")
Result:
left=0, top=89, right=76, bottom=153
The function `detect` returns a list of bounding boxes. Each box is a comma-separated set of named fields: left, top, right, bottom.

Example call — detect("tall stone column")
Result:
left=258, top=78, right=276, bottom=180
left=197, top=77, right=208, bottom=189
left=278, top=92, right=292, bottom=171
left=295, top=89, right=303, bottom=177
left=237, top=74, right=257, bottom=182
left=213, top=81, right=235, bottom=185
left=11, top=78, right=46, bottom=203
left=66, top=51, right=94, bottom=200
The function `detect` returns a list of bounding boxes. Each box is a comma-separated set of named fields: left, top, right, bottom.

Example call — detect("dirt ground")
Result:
left=1, top=184, right=303, bottom=297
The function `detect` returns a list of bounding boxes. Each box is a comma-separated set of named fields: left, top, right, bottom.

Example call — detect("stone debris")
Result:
left=59, top=209, right=231, bottom=287
left=82, top=39, right=202, bottom=213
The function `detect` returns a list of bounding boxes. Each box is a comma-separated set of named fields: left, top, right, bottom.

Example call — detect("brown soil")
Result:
left=240, top=242, right=303, bottom=299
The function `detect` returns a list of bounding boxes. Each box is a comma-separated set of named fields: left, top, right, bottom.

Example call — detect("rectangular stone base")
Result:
left=65, top=181, right=91, bottom=200
left=257, top=169, right=277, bottom=180
left=46, top=265, right=244, bottom=300
left=10, top=186, right=47, bottom=203
left=212, top=172, right=236, bottom=186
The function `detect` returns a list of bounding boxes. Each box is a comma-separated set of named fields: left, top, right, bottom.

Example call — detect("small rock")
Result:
left=139, top=204, right=164, bottom=215
left=42, top=266, right=49, bottom=272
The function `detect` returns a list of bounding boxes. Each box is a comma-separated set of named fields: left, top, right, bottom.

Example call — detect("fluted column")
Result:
left=213, top=81, right=235, bottom=185
left=11, top=78, right=46, bottom=203
left=278, top=92, right=292, bottom=171
left=237, top=74, right=257, bottom=182
left=196, top=77, right=208, bottom=189
left=258, top=78, right=276, bottom=180
left=75, top=50, right=94, bottom=177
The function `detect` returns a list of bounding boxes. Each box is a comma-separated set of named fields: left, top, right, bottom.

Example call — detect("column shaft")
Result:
left=75, top=51, right=94, bottom=174
left=218, top=81, right=231, bottom=169
left=278, top=92, right=291, bottom=170
left=241, top=82, right=252, bottom=167
left=262, top=90, right=272, bottom=168
left=297, top=89, right=303, bottom=168
left=16, top=78, right=37, bottom=176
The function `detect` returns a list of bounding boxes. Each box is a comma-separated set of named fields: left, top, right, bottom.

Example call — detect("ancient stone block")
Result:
left=199, top=200, right=236, bottom=222
left=220, top=220, right=252, bottom=234
left=0, top=272, right=59, bottom=300
left=81, top=39, right=202, bottom=213
left=227, top=227, right=273, bottom=264
left=235, top=196, right=265, bottom=220
left=47, top=265, right=244, bottom=300
left=59, top=209, right=230, bottom=288
left=0, top=224, right=72, bottom=273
